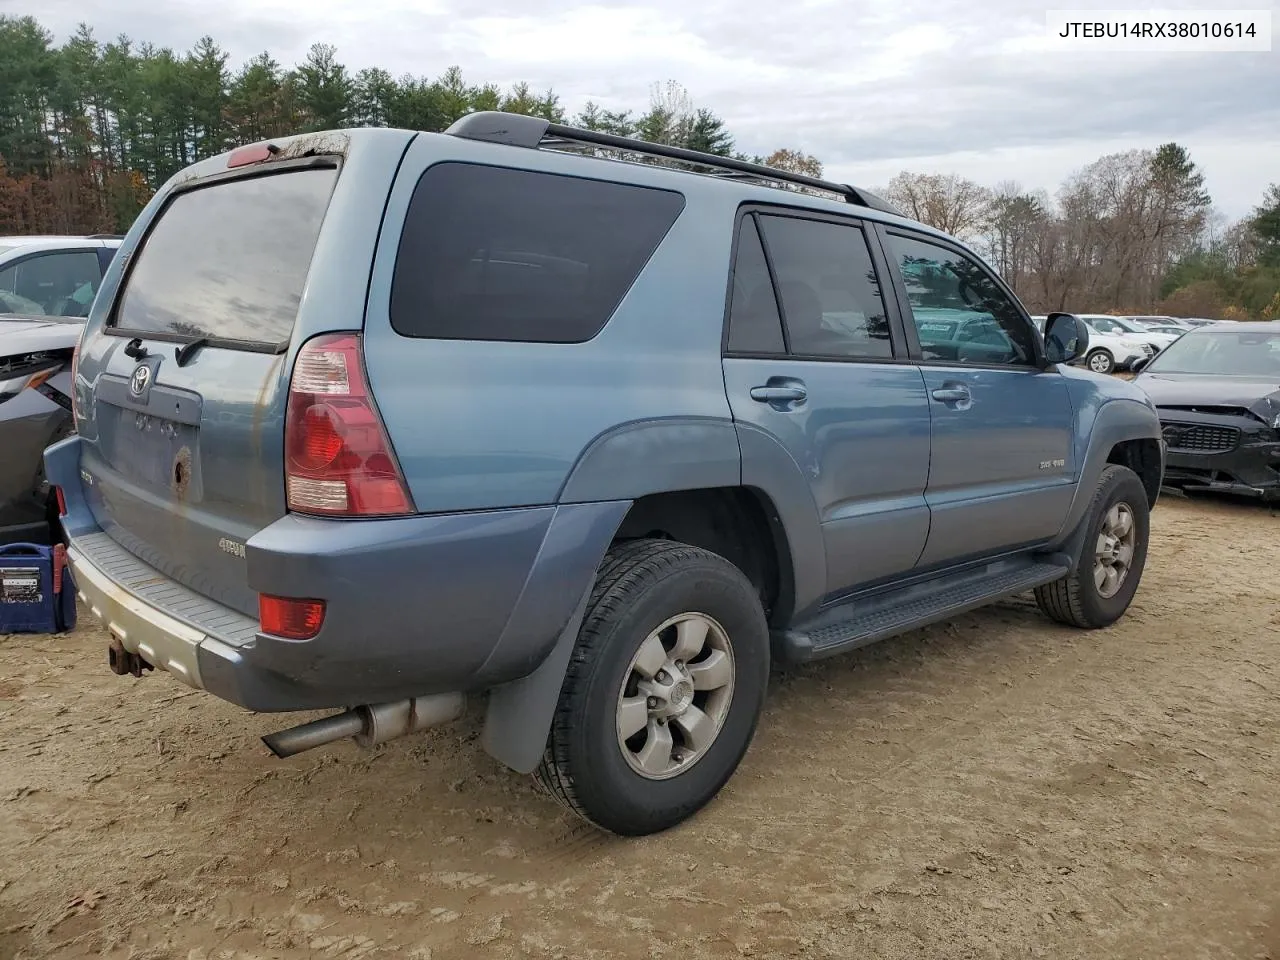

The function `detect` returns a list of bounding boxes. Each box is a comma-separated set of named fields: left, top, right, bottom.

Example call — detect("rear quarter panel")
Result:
left=361, top=136, right=742, bottom=514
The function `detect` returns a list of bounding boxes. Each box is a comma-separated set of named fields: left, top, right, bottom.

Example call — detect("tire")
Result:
left=535, top=538, right=770, bottom=836
left=1085, top=349, right=1115, bottom=375
left=1035, top=464, right=1150, bottom=629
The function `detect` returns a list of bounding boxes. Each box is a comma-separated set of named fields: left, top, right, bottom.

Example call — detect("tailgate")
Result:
left=76, top=164, right=338, bottom=616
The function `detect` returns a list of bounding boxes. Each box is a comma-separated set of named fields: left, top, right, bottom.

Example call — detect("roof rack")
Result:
left=444, top=111, right=902, bottom=217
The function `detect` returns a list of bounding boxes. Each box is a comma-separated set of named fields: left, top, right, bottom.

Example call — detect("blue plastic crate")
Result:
left=0, top=542, right=77, bottom=634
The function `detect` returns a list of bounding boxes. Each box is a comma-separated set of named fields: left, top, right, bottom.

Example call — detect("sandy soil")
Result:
left=1, top=495, right=1278, bottom=960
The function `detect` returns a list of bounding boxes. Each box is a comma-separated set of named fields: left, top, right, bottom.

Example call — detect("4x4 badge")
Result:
left=129, top=363, right=151, bottom=397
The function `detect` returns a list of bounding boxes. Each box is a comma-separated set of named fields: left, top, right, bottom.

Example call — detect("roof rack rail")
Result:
left=444, top=111, right=902, bottom=217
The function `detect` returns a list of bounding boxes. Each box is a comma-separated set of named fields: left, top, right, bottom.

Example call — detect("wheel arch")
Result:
left=1048, top=397, right=1163, bottom=563
left=483, top=417, right=822, bottom=775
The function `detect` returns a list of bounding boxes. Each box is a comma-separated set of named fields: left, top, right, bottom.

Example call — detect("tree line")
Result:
left=882, top=157, right=1280, bottom=319
left=1, top=15, right=1276, bottom=319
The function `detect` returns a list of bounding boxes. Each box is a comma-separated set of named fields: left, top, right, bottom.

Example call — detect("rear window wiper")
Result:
left=175, top=337, right=210, bottom=367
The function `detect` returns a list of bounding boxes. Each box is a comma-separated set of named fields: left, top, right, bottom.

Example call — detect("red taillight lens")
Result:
left=284, top=333, right=414, bottom=517
left=54, top=485, right=67, bottom=517
left=259, top=594, right=326, bottom=640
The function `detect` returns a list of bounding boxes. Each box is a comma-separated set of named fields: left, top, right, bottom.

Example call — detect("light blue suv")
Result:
left=45, top=113, right=1165, bottom=836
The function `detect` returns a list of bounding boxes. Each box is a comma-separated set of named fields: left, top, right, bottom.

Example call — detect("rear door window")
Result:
left=726, top=217, right=786, bottom=354
left=390, top=163, right=685, bottom=343
left=113, top=167, right=337, bottom=346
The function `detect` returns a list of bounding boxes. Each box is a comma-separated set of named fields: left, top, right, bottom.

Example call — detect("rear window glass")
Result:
left=390, top=163, right=685, bottom=343
left=113, top=167, right=337, bottom=345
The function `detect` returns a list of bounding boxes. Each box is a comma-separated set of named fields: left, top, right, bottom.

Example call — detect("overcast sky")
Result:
left=24, top=0, right=1280, bottom=219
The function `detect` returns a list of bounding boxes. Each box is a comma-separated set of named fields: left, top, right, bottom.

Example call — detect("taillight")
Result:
left=259, top=594, right=326, bottom=639
left=54, top=485, right=67, bottom=517
left=284, top=333, right=414, bottom=517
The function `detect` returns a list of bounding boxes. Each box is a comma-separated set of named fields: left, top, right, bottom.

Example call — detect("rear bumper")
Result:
left=46, top=435, right=629, bottom=712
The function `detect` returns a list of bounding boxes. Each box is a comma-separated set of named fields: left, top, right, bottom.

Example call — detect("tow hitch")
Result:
left=107, top=636, right=154, bottom=678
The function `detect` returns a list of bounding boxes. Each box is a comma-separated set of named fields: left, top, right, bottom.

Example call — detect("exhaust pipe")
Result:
left=261, top=693, right=465, bottom=759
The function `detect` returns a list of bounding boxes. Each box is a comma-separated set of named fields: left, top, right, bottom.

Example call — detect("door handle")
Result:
left=930, top=386, right=971, bottom=403
left=750, top=384, right=807, bottom=404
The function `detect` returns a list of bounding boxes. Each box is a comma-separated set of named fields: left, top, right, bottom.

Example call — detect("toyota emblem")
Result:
left=129, top=364, right=151, bottom=397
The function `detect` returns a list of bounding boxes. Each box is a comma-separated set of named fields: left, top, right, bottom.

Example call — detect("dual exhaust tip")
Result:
left=261, top=693, right=465, bottom=758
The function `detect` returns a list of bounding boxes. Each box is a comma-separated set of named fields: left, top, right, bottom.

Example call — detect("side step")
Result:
left=776, top=558, right=1069, bottom=663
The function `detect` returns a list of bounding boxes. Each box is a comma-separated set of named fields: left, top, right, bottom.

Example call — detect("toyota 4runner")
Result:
left=45, top=113, right=1165, bottom=836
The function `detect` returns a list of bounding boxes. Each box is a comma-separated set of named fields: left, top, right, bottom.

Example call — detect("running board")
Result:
left=776, top=559, right=1070, bottom=663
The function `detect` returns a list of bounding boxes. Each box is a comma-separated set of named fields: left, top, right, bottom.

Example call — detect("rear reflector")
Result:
left=284, top=333, right=414, bottom=517
left=54, top=485, right=67, bottom=517
left=259, top=595, right=326, bottom=640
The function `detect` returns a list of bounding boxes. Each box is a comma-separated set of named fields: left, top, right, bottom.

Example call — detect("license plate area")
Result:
left=98, top=403, right=204, bottom=500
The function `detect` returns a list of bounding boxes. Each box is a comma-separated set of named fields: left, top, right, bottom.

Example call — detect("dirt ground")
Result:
left=2, top=495, right=1278, bottom=960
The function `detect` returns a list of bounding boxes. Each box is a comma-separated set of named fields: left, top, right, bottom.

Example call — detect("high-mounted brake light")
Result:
left=227, top=143, right=278, bottom=168
left=259, top=594, right=326, bottom=640
left=284, top=333, right=414, bottom=517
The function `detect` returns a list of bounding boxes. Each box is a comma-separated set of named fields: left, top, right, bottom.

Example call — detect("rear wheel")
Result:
left=536, top=539, right=769, bottom=836
left=1085, top=349, right=1115, bottom=375
left=1035, top=465, right=1150, bottom=628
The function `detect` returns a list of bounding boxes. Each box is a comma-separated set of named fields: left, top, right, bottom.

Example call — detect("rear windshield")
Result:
left=113, top=167, right=337, bottom=346
left=390, top=162, right=685, bottom=343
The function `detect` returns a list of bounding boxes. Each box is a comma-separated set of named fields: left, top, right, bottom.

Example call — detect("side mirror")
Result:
left=1130, top=354, right=1152, bottom=374
left=1043, top=312, right=1089, bottom=366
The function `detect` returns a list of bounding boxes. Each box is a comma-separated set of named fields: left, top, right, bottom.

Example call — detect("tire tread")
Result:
left=535, top=538, right=743, bottom=828
left=1035, top=464, right=1142, bottom=628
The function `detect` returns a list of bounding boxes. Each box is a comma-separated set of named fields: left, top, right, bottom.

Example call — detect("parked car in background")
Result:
left=1, top=316, right=80, bottom=544
left=1138, top=323, right=1190, bottom=339
left=1032, top=315, right=1152, bottom=374
left=1079, top=314, right=1180, bottom=355
left=1133, top=323, right=1280, bottom=502
left=0, top=236, right=121, bottom=319
left=1126, top=315, right=1191, bottom=331
left=46, top=114, right=1163, bottom=837
left=0, top=235, right=119, bottom=544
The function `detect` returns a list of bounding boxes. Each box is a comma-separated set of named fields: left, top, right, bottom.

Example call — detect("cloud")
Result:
left=29, top=0, right=1279, bottom=216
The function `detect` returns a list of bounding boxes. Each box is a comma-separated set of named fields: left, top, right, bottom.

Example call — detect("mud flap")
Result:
left=481, top=585, right=592, bottom=774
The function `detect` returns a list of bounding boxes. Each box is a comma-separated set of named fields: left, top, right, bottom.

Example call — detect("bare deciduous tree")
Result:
left=884, top=172, right=991, bottom=238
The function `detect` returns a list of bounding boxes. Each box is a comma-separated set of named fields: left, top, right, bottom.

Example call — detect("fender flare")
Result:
left=1048, top=397, right=1163, bottom=561
left=556, top=416, right=741, bottom=503
left=735, top=422, right=826, bottom=621
left=482, top=416, right=829, bottom=773
left=483, top=416, right=745, bottom=774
